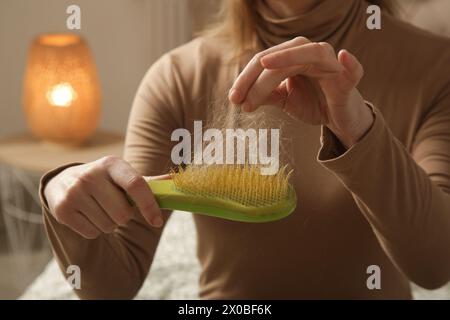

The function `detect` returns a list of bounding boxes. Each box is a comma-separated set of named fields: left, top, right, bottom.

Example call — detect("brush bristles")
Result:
left=171, top=164, right=293, bottom=207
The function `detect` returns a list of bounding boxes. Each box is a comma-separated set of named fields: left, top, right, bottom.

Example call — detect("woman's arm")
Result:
left=41, top=53, right=184, bottom=299
left=318, top=98, right=450, bottom=289
left=229, top=37, right=450, bottom=289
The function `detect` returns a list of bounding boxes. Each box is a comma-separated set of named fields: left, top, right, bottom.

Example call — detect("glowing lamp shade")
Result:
left=23, top=33, right=101, bottom=145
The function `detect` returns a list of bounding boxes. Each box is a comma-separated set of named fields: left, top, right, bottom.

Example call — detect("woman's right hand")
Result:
left=44, top=156, right=163, bottom=239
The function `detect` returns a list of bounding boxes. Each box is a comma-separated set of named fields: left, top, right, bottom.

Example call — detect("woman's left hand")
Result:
left=228, top=37, right=374, bottom=149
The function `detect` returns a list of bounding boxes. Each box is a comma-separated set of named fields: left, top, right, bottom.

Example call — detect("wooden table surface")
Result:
left=0, top=131, right=124, bottom=174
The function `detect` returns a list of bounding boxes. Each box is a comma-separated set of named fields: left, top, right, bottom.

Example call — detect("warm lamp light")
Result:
left=47, top=83, right=78, bottom=108
left=23, top=33, right=101, bottom=146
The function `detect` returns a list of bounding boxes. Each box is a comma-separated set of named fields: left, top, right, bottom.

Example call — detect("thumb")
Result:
left=337, top=49, right=364, bottom=90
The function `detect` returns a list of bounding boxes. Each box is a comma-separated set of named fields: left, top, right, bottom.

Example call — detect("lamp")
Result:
left=23, top=33, right=101, bottom=146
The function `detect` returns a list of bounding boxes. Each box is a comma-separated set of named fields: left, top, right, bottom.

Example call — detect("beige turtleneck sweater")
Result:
left=40, top=0, right=450, bottom=299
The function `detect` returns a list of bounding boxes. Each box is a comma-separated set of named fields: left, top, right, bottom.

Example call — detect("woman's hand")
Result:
left=228, top=37, right=374, bottom=149
left=44, top=156, right=163, bottom=239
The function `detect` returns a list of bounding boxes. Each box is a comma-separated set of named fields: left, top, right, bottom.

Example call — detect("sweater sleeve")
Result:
left=317, top=96, right=450, bottom=289
left=40, top=53, right=185, bottom=299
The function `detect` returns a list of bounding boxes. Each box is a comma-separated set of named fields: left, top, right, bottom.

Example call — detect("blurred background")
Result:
left=0, top=0, right=449, bottom=299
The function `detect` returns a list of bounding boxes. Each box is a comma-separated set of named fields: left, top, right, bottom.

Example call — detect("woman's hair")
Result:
left=203, top=0, right=397, bottom=57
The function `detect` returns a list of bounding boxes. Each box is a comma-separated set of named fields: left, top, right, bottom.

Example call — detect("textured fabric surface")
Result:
left=20, top=212, right=450, bottom=299
left=21, top=212, right=200, bottom=300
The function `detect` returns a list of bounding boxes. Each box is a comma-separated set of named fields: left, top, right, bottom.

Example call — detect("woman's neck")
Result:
left=265, top=0, right=319, bottom=17
left=254, top=0, right=362, bottom=47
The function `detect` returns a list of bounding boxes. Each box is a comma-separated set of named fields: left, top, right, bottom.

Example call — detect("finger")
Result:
left=91, top=180, right=135, bottom=226
left=107, top=160, right=163, bottom=228
left=261, top=42, right=342, bottom=73
left=265, top=75, right=328, bottom=123
left=244, top=66, right=298, bottom=111
left=264, top=80, right=306, bottom=119
left=244, top=58, right=345, bottom=112
left=265, top=81, right=288, bottom=108
left=229, top=37, right=310, bottom=105
left=337, top=49, right=364, bottom=88
left=63, top=210, right=101, bottom=239
left=78, top=194, right=117, bottom=233
left=287, top=76, right=329, bottom=124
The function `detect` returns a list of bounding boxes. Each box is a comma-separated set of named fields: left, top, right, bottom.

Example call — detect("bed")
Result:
left=20, top=211, right=450, bottom=299
left=20, top=212, right=200, bottom=299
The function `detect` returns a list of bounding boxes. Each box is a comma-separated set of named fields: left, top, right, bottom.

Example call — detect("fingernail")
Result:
left=344, top=49, right=355, bottom=58
left=152, top=215, right=163, bottom=228
left=228, top=89, right=241, bottom=103
left=260, top=56, right=269, bottom=67
left=341, top=49, right=354, bottom=61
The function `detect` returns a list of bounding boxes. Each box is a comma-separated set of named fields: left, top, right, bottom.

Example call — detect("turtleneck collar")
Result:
left=254, top=0, right=365, bottom=48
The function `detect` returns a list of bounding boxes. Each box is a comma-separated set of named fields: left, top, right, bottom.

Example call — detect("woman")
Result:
left=42, top=0, right=450, bottom=299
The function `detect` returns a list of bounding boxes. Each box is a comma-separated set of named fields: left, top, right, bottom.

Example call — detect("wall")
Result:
left=0, top=0, right=192, bottom=137
left=1, top=0, right=449, bottom=138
